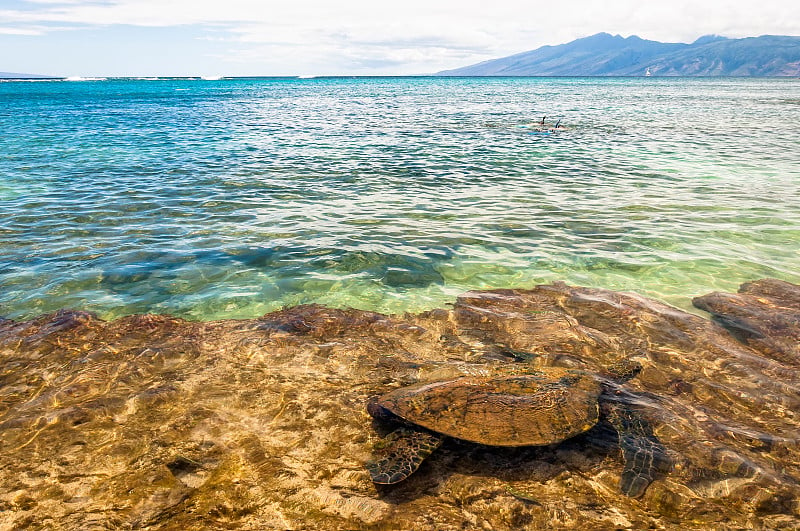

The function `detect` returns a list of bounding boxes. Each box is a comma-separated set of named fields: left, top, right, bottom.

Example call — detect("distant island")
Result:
left=0, top=72, right=57, bottom=79
left=436, top=33, right=800, bottom=76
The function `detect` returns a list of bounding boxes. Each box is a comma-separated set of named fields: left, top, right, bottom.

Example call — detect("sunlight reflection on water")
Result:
left=1, top=77, right=798, bottom=320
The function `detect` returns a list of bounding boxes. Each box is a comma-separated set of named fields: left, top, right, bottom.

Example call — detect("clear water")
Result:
left=1, top=77, right=798, bottom=321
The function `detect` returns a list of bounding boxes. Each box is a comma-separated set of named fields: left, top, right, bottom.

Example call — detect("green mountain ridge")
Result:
left=436, top=33, right=800, bottom=76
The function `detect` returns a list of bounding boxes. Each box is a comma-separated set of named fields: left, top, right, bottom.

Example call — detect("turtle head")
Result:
left=367, top=396, right=394, bottom=422
left=604, top=359, right=643, bottom=383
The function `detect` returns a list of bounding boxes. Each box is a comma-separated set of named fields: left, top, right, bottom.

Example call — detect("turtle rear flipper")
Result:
left=367, top=427, right=443, bottom=484
left=618, top=430, right=671, bottom=497
left=607, top=406, right=671, bottom=497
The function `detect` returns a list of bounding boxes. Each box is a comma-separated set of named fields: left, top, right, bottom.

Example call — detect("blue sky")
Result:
left=2, top=0, right=799, bottom=76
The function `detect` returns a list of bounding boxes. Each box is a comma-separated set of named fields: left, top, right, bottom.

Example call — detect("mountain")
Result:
left=0, top=72, right=57, bottom=79
left=436, top=33, right=800, bottom=76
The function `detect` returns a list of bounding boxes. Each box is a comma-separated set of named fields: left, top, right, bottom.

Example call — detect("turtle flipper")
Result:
left=367, top=427, right=443, bottom=484
left=606, top=406, right=671, bottom=497
left=617, top=428, right=670, bottom=497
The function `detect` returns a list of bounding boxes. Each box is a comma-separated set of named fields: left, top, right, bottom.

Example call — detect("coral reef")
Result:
left=1, top=279, right=798, bottom=529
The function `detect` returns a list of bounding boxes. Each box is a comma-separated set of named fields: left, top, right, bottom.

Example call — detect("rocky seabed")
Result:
left=1, top=279, right=799, bottom=530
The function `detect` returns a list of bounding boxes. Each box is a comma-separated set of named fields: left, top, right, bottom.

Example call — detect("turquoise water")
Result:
left=1, top=77, right=798, bottom=320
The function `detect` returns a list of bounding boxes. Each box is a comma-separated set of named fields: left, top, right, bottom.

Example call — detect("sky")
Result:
left=1, top=0, right=799, bottom=76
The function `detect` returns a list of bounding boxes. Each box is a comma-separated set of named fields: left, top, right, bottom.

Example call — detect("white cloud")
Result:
left=0, top=26, right=45, bottom=35
left=3, top=0, right=800, bottom=74
left=0, top=23, right=81, bottom=35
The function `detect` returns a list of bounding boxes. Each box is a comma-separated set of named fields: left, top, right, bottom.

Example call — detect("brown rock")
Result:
left=693, top=278, right=800, bottom=365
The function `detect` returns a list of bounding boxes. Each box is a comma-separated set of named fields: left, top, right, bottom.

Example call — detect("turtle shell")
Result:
left=375, top=368, right=602, bottom=447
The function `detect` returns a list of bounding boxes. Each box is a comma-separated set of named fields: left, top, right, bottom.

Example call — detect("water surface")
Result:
left=1, top=77, right=798, bottom=320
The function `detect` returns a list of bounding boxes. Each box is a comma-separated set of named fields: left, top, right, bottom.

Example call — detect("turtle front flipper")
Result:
left=367, top=427, right=443, bottom=484
left=606, top=405, right=671, bottom=498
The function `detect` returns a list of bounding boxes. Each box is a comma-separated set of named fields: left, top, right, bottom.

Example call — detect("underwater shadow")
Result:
left=367, top=416, right=671, bottom=505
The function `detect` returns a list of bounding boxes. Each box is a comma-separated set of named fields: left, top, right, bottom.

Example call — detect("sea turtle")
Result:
left=366, top=359, right=669, bottom=497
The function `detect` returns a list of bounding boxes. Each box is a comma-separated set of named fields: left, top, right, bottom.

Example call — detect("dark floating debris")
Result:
left=0, top=279, right=799, bottom=529
left=518, top=115, right=568, bottom=134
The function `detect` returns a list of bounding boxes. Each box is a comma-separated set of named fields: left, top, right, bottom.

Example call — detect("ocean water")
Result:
left=1, top=77, right=798, bottom=321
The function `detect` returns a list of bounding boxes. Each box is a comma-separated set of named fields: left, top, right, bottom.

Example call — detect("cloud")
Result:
left=0, top=26, right=46, bottom=35
left=3, top=0, right=800, bottom=74
left=0, top=22, right=82, bottom=36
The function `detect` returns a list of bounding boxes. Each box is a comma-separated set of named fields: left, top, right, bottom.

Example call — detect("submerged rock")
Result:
left=0, top=280, right=799, bottom=529
left=693, top=278, right=800, bottom=366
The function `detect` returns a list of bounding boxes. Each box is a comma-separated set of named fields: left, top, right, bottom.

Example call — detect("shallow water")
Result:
left=1, top=77, right=798, bottom=320
left=1, top=280, right=798, bottom=529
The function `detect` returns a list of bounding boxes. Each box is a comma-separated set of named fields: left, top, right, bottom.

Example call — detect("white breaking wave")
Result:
left=65, top=76, right=107, bottom=81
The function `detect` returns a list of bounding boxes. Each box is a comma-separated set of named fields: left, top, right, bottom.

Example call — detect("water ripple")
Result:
left=1, top=77, right=799, bottom=319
